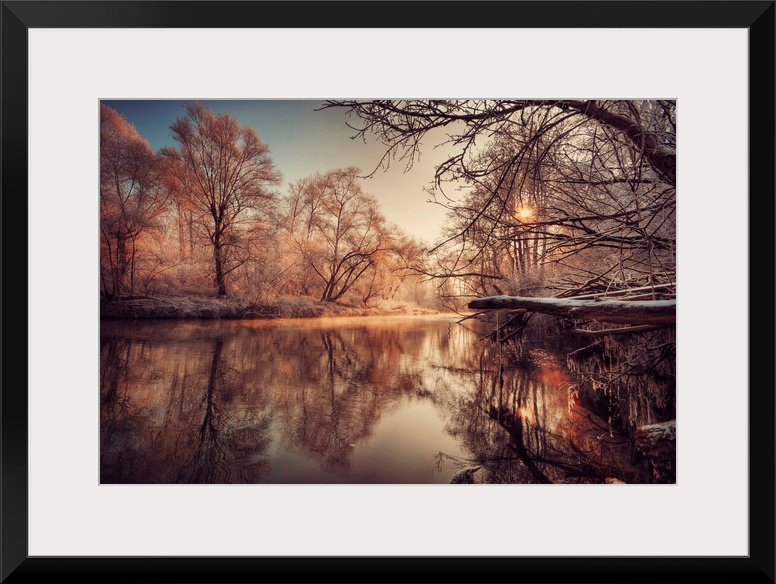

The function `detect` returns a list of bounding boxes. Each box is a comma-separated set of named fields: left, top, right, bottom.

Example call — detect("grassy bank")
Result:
left=100, top=294, right=441, bottom=320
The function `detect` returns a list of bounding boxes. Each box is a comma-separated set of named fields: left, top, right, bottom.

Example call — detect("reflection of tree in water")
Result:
left=265, top=322, right=485, bottom=478
left=441, top=343, right=651, bottom=484
left=101, top=337, right=145, bottom=481
left=273, top=328, right=404, bottom=475
left=101, top=318, right=656, bottom=484
left=100, top=320, right=463, bottom=483
left=100, top=334, right=273, bottom=484
left=174, top=338, right=272, bottom=483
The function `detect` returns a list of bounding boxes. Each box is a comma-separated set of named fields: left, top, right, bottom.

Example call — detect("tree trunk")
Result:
left=213, top=235, right=226, bottom=297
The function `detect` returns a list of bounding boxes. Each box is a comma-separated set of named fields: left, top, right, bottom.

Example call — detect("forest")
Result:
left=100, top=99, right=677, bottom=483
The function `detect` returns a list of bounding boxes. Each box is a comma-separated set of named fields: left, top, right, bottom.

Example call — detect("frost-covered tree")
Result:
left=286, top=168, right=394, bottom=303
left=100, top=103, right=170, bottom=298
left=161, top=102, right=282, bottom=296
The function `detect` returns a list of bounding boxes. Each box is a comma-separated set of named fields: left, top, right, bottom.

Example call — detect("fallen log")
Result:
left=467, top=295, right=676, bottom=325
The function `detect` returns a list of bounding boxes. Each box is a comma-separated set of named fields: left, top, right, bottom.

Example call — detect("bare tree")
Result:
left=100, top=103, right=170, bottom=298
left=286, top=168, right=394, bottom=303
left=161, top=102, right=282, bottom=297
left=357, top=233, right=426, bottom=306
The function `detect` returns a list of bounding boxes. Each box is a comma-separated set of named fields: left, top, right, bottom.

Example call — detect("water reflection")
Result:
left=100, top=316, right=648, bottom=484
left=448, top=347, right=650, bottom=484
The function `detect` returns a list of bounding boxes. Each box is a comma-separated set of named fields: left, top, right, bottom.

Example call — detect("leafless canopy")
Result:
left=321, top=99, right=677, bottom=304
left=161, top=102, right=282, bottom=296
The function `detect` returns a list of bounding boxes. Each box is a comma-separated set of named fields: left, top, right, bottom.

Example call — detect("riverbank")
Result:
left=100, top=294, right=441, bottom=320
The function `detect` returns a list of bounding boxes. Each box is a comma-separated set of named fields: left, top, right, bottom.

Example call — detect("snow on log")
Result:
left=635, top=420, right=676, bottom=458
left=467, top=295, right=676, bottom=325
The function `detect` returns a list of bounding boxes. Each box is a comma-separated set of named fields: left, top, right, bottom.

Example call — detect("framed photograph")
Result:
left=4, top=1, right=773, bottom=582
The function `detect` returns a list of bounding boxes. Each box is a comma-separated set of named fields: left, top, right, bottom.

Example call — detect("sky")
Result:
left=101, top=99, right=453, bottom=245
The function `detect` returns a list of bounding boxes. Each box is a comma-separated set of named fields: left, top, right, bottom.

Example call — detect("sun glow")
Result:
left=515, top=206, right=534, bottom=221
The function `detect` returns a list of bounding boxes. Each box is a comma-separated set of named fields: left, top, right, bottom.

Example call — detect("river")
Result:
left=100, top=314, right=647, bottom=484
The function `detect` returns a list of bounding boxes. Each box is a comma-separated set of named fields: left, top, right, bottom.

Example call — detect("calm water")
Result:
left=100, top=315, right=647, bottom=484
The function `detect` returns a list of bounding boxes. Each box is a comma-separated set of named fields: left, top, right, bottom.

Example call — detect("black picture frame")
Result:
left=2, top=1, right=773, bottom=582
